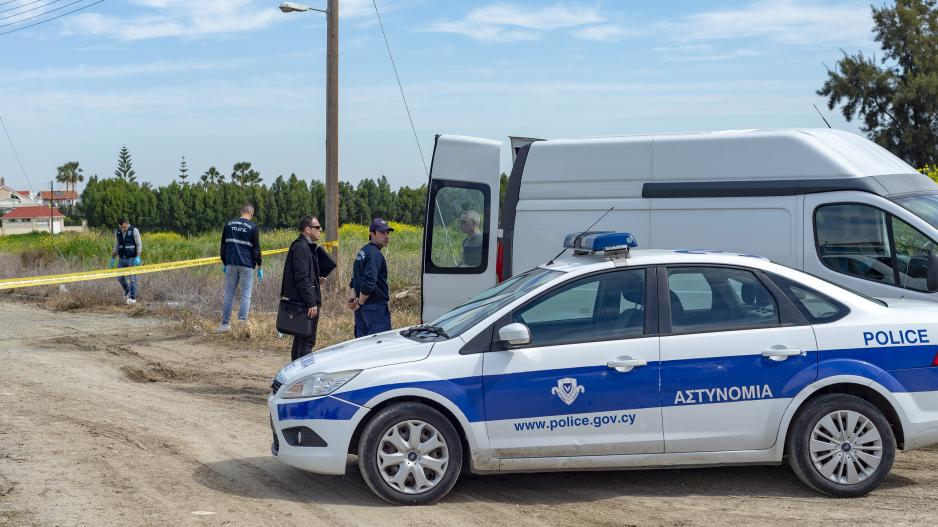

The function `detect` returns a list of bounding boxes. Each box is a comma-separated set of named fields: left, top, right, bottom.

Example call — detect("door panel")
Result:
left=422, top=135, right=502, bottom=322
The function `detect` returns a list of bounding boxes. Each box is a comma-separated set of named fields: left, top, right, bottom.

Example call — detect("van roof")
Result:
left=518, top=128, right=932, bottom=201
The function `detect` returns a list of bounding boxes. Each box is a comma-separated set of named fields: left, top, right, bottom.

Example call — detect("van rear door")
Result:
left=421, top=135, right=502, bottom=322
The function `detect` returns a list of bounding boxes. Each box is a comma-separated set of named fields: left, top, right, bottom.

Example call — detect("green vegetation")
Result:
left=818, top=0, right=938, bottom=167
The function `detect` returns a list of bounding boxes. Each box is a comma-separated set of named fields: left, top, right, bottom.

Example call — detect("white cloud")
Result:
left=62, top=0, right=384, bottom=41
left=654, top=44, right=762, bottom=62
left=572, top=24, right=639, bottom=42
left=425, top=3, right=605, bottom=42
left=0, top=60, right=237, bottom=83
left=665, top=0, right=873, bottom=45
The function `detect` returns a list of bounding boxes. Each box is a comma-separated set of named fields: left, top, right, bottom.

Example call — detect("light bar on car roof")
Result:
left=563, top=231, right=638, bottom=256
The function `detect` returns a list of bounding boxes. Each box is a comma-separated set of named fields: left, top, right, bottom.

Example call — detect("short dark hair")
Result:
left=118, top=217, right=128, bottom=225
left=241, top=203, right=255, bottom=215
left=298, top=215, right=318, bottom=232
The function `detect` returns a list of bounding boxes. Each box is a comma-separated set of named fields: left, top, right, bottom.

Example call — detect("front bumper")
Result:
left=268, top=394, right=361, bottom=476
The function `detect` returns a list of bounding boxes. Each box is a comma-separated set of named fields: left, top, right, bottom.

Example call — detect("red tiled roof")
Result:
left=39, top=190, right=78, bottom=200
left=16, top=190, right=31, bottom=197
left=2, top=206, right=65, bottom=219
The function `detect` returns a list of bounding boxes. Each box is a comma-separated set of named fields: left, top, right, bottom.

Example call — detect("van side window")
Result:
left=513, top=269, right=647, bottom=347
left=425, top=180, right=490, bottom=274
left=815, top=204, right=896, bottom=286
left=667, top=267, right=779, bottom=333
left=891, top=216, right=934, bottom=292
left=815, top=203, right=937, bottom=292
left=769, top=274, right=848, bottom=323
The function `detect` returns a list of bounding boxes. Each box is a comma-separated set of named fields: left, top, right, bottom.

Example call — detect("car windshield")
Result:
left=428, top=268, right=563, bottom=338
left=894, top=193, right=938, bottom=230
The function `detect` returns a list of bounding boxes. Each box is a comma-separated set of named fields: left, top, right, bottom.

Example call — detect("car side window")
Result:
left=514, top=269, right=646, bottom=347
left=667, top=267, right=779, bottom=334
left=769, top=274, right=849, bottom=323
left=815, top=204, right=896, bottom=286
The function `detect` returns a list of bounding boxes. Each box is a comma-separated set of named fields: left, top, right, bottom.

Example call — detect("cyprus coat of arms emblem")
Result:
left=551, top=377, right=585, bottom=405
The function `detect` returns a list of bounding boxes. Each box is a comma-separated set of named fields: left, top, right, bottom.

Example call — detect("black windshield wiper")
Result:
left=400, top=324, right=450, bottom=339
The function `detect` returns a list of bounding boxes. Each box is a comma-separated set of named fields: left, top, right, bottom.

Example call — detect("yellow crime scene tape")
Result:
left=0, top=240, right=339, bottom=290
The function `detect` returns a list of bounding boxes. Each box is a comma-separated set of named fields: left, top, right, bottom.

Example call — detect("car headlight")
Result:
left=280, top=370, right=361, bottom=399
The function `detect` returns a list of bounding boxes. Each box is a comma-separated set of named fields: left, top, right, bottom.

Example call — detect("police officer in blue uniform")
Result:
left=347, top=218, right=393, bottom=337
left=217, top=203, right=263, bottom=333
left=110, top=217, right=142, bottom=305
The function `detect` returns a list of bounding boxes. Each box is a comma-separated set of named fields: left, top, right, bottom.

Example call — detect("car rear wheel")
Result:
left=358, top=402, right=463, bottom=505
left=788, top=394, right=895, bottom=497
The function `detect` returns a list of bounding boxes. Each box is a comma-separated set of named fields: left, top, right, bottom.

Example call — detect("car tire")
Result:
left=788, top=394, right=896, bottom=497
left=358, top=402, right=463, bottom=505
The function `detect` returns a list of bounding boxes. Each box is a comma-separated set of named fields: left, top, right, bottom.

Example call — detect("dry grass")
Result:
left=0, top=230, right=424, bottom=352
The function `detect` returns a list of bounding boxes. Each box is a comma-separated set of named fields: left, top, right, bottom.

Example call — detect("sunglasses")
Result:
left=310, top=225, right=322, bottom=230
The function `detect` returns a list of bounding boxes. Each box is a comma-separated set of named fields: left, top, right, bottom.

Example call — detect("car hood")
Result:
left=275, top=330, right=433, bottom=385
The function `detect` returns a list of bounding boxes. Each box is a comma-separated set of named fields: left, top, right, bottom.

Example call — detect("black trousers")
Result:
left=290, top=314, right=320, bottom=361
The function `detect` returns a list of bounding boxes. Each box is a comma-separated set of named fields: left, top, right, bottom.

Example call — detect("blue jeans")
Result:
left=222, top=265, right=255, bottom=325
left=354, top=303, right=391, bottom=337
left=117, top=257, right=137, bottom=300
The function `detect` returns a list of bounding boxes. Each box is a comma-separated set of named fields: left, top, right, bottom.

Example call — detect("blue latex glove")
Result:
left=133, top=256, right=141, bottom=266
left=222, top=264, right=227, bottom=274
left=257, top=268, right=264, bottom=281
left=109, top=258, right=115, bottom=268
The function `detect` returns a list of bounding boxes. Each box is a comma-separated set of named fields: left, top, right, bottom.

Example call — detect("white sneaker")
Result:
left=126, top=298, right=137, bottom=305
left=216, top=324, right=231, bottom=333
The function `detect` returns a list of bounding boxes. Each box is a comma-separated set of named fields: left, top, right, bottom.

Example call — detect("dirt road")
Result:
left=1, top=302, right=936, bottom=527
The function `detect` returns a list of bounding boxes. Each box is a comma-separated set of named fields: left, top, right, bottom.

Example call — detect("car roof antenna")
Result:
left=813, top=104, right=832, bottom=128
left=546, top=206, right=615, bottom=266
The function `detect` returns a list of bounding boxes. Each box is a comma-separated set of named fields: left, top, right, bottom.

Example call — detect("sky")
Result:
left=0, top=0, right=886, bottom=192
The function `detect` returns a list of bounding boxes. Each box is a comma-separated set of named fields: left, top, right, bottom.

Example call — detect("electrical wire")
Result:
left=371, top=0, right=429, bottom=177
left=0, top=0, right=30, bottom=7
left=0, top=0, right=57, bottom=16
left=0, top=0, right=100, bottom=31
left=0, top=116, right=35, bottom=193
left=0, top=0, right=69, bottom=22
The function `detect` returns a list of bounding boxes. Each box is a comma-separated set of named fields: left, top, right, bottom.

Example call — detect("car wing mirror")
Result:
left=497, top=322, right=531, bottom=348
left=928, top=253, right=938, bottom=293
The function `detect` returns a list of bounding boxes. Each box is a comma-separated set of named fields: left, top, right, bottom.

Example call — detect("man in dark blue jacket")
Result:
left=347, top=218, right=393, bottom=337
left=217, top=203, right=263, bottom=333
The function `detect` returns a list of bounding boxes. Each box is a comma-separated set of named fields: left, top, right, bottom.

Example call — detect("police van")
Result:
left=270, top=233, right=938, bottom=505
left=420, top=129, right=938, bottom=321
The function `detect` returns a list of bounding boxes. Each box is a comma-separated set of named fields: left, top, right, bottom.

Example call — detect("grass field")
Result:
left=0, top=222, right=425, bottom=351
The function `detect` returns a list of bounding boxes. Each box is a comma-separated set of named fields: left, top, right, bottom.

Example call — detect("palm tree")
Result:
left=201, top=166, right=222, bottom=186
left=55, top=161, right=84, bottom=195
left=231, top=161, right=252, bottom=186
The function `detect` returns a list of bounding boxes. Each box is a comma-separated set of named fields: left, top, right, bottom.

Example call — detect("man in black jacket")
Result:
left=281, top=215, right=324, bottom=361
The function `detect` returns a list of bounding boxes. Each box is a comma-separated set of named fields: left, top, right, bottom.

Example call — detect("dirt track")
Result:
left=1, top=302, right=937, bottom=526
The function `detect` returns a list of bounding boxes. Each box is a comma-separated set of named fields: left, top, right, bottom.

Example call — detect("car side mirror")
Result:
left=928, top=253, right=938, bottom=293
left=497, top=322, right=531, bottom=348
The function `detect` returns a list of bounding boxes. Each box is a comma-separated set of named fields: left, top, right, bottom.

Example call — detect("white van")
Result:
left=421, top=129, right=938, bottom=321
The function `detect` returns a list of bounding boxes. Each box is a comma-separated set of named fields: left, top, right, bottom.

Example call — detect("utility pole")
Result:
left=48, top=180, right=54, bottom=234
left=325, top=0, right=339, bottom=267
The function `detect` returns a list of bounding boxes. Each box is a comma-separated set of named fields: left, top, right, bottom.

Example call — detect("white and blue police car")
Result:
left=269, top=232, right=938, bottom=505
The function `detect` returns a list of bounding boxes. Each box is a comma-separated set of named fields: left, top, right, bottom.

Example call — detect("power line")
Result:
left=0, top=0, right=29, bottom=7
left=0, top=0, right=100, bottom=31
left=0, top=116, right=35, bottom=193
left=371, top=0, right=429, bottom=177
left=0, top=0, right=53, bottom=16
left=0, top=0, right=70, bottom=22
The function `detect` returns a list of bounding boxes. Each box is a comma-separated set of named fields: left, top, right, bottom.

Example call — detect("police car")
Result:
left=269, top=232, right=938, bottom=505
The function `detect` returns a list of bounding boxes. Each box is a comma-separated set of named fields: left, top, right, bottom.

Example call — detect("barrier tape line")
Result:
left=0, top=240, right=338, bottom=290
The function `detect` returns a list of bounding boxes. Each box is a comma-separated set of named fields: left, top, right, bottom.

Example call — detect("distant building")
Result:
left=0, top=178, right=42, bottom=210
left=1, top=205, right=65, bottom=235
left=39, top=190, right=79, bottom=208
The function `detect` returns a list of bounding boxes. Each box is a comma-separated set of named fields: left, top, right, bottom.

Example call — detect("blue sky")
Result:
left=0, top=0, right=884, bottom=192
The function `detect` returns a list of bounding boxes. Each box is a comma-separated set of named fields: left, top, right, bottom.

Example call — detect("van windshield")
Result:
left=428, top=268, right=562, bottom=338
left=894, top=193, right=938, bottom=230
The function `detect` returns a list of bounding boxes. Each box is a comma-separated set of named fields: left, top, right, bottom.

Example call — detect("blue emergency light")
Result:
left=563, top=231, right=638, bottom=255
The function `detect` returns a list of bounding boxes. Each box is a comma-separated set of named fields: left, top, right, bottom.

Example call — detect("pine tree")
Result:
left=114, top=145, right=136, bottom=182
left=178, top=155, right=190, bottom=185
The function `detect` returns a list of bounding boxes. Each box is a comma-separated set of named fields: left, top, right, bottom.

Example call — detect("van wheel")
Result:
left=358, top=402, right=463, bottom=505
left=788, top=394, right=895, bottom=497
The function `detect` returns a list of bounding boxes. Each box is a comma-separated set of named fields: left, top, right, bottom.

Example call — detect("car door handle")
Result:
left=607, top=358, right=647, bottom=373
left=761, top=347, right=805, bottom=361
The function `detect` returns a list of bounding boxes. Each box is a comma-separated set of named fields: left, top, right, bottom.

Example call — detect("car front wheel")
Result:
left=358, top=402, right=463, bottom=505
left=788, top=394, right=896, bottom=497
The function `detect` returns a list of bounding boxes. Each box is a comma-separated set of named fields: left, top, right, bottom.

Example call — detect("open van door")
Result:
left=421, top=135, right=502, bottom=322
